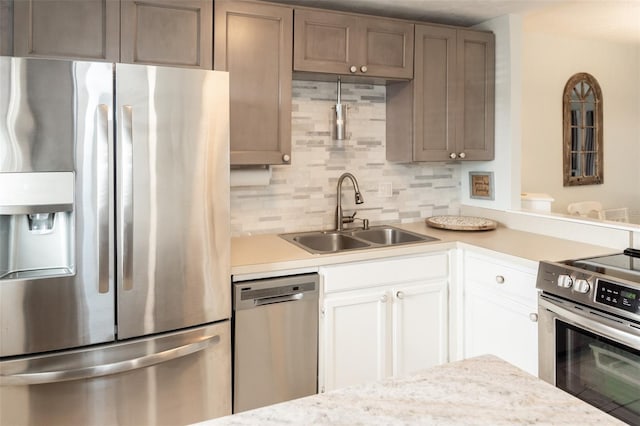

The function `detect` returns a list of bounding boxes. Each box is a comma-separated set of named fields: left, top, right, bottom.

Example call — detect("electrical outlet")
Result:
left=378, top=182, right=393, bottom=198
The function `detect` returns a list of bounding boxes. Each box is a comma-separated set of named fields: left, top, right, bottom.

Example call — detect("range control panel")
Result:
left=596, top=279, right=640, bottom=314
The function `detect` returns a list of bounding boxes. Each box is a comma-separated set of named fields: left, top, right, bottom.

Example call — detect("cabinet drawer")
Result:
left=322, top=253, right=448, bottom=293
left=464, top=252, right=537, bottom=306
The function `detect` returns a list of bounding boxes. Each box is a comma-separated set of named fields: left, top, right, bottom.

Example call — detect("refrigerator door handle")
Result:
left=119, top=105, right=134, bottom=291
left=97, top=104, right=111, bottom=294
left=0, top=334, right=221, bottom=386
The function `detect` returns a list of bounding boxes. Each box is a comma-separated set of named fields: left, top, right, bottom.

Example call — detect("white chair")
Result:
left=567, top=201, right=603, bottom=218
left=599, top=207, right=629, bottom=223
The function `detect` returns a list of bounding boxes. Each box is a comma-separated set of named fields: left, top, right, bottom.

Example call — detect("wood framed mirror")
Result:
left=563, top=72, right=603, bottom=186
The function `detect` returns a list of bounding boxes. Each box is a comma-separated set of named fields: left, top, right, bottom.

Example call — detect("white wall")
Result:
left=521, top=31, right=640, bottom=220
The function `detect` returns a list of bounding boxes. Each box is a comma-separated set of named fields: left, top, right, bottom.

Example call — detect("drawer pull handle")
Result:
left=495, top=275, right=505, bottom=284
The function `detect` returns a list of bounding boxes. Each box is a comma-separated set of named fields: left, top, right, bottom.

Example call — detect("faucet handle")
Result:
left=342, top=211, right=357, bottom=224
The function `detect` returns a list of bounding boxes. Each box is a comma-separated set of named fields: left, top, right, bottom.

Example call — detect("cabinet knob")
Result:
left=282, top=154, right=290, bottom=162
left=360, top=65, right=368, bottom=73
left=449, top=153, right=457, bottom=159
left=380, top=294, right=388, bottom=303
left=395, top=291, right=404, bottom=300
left=349, top=65, right=357, bottom=73
left=495, top=275, right=505, bottom=284
left=458, top=152, right=466, bottom=159
left=529, top=313, right=539, bottom=322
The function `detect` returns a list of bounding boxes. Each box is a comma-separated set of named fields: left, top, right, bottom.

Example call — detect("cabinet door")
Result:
left=456, top=30, right=495, bottom=160
left=412, top=24, right=457, bottom=162
left=121, top=0, right=212, bottom=69
left=13, top=0, right=119, bottom=61
left=392, top=280, right=448, bottom=377
left=462, top=251, right=538, bottom=376
left=294, top=9, right=413, bottom=79
left=293, top=9, right=355, bottom=75
left=322, top=289, right=388, bottom=391
left=463, top=289, right=538, bottom=376
left=358, top=16, right=413, bottom=79
left=215, top=0, right=292, bottom=165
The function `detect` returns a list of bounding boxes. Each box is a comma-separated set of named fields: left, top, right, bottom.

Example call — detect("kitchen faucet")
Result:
left=335, top=172, right=366, bottom=231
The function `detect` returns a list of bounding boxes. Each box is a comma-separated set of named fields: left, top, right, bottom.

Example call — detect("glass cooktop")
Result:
left=565, top=249, right=640, bottom=284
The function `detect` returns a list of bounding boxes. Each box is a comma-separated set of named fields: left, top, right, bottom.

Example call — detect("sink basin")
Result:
left=350, top=227, right=438, bottom=245
left=280, top=226, right=438, bottom=254
left=292, top=232, right=370, bottom=253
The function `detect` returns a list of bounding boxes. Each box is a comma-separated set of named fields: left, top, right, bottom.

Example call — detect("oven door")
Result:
left=538, top=294, right=640, bottom=424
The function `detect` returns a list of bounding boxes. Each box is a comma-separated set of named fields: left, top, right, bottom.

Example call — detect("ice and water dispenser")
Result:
left=1, top=56, right=78, bottom=281
left=0, top=172, right=75, bottom=280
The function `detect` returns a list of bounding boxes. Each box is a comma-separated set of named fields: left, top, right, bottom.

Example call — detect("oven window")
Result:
left=556, top=320, right=640, bottom=424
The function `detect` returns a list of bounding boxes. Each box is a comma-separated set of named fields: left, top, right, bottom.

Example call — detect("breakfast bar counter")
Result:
left=196, top=355, right=623, bottom=425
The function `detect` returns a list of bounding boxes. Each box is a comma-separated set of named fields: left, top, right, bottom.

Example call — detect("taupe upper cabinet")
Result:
left=294, top=9, right=414, bottom=79
left=387, top=24, right=494, bottom=162
left=121, top=0, right=212, bottom=69
left=456, top=29, right=495, bottom=161
left=13, top=0, right=120, bottom=61
left=13, top=0, right=212, bottom=69
left=215, top=0, right=292, bottom=166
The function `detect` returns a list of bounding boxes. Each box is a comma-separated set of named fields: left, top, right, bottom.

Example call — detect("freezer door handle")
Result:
left=97, top=104, right=111, bottom=294
left=0, top=334, right=220, bottom=386
left=119, top=105, right=134, bottom=291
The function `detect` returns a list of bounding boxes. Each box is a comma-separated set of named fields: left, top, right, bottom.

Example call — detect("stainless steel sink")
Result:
left=280, top=226, right=438, bottom=254
left=350, top=227, right=437, bottom=245
left=292, top=232, right=370, bottom=253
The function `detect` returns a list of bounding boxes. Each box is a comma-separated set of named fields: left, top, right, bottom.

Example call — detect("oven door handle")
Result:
left=539, top=295, right=640, bottom=349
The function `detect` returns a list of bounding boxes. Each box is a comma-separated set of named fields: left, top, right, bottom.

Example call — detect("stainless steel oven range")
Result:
left=537, top=248, right=640, bottom=425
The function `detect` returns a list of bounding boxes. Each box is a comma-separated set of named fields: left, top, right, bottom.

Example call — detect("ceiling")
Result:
left=266, top=0, right=640, bottom=44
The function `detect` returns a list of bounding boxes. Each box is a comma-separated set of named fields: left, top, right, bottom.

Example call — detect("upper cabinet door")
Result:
left=215, top=0, right=292, bottom=166
left=412, top=25, right=457, bottom=162
left=293, top=9, right=354, bottom=75
left=294, top=9, right=413, bottom=79
left=456, top=29, right=495, bottom=161
left=121, top=0, right=213, bottom=69
left=357, top=16, right=413, bottom=79
left=13, top=0, right=120, bottom=61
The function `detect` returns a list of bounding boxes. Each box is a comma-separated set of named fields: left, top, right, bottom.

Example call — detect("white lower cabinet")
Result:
left=462, top=250, right=539, bottom=376
left=391, top=280, right=448, bottom=378
left=322, top=288, right=388, bottom=391
left=319, top=253, right=449, bottom=392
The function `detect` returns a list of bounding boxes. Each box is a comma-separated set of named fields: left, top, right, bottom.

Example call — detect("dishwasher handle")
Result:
left=254, top=292, right=304, bottom=306
left=234, top=273, right=319, bottom=311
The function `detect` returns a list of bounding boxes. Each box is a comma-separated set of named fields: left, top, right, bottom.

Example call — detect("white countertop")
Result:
left=231, top=221, right=616, bottom=276
left=196, top=355, right=623, bottom=425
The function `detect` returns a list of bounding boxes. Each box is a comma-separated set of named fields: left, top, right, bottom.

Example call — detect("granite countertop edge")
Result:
left=195, top=355, right=624, bottom=426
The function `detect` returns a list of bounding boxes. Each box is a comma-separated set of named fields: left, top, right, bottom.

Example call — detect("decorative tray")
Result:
left=425, top=215, right=498, bottom=231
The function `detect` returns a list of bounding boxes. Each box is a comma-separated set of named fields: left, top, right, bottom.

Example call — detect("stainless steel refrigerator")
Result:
left=0, top=56, right=231, bottom=425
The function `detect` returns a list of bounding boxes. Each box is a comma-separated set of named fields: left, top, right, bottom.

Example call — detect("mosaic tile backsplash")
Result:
left=230, top=80, right=461, bottom=236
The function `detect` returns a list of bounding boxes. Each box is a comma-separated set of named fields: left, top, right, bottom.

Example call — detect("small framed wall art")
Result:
left=469, top=171, right=494, bottom=200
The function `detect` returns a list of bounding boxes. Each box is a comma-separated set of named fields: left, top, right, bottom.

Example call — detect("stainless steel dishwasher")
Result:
left=233, top=273, right=318, bottom=413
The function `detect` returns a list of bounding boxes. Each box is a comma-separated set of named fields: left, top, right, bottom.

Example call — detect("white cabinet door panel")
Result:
left=392, top=281, right=448, bottom=377
left=322, top=289, right=388, bottom=391
left=464, top=289, right=538, bottom=376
